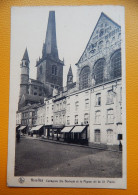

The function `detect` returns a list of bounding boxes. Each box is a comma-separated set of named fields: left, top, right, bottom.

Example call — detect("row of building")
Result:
left=16, top=11, right=123, bottom=147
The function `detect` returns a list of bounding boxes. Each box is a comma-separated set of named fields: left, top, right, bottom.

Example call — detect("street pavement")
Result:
left=15, top=136, right=122, bottom=177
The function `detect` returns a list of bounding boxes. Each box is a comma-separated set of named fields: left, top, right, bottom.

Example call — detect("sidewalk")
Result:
left=23, top=135, right=122, bottom=152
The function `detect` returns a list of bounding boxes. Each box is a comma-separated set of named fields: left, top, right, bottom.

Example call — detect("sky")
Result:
left=10, top=5, right=124, bottom=111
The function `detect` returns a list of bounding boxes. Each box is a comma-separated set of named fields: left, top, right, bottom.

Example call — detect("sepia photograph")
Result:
left=7, top=5, right=126, bottom=188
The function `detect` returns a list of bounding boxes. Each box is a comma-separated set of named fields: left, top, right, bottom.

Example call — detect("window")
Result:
left=52, top=65, right=57, bottom=75
left=60, top=102, right=62, bottom=110
left=47, top=117, right=48, bottom=123
left=67, top=103, right=70, bottom=112
left=75, top=101, right=79, bottom=111
left=79, top=66, right=90, bottom=90
left=63, top=115, right=65, bottom=124
left=93, top=59, right=105, bottom=85
left=34, top=92, right=37, bottom=95
left=95, top=93, right=101, bottom=106
left=111, top=49, right=121, bottom=79
left=95, top=111, right=101, bottom=124
left=120, top=107, right=122, bottom=122
left=107, top=90, right=114, bottom=104
left=56, top=104, right=59, bottom=111
left=107, top=109, right=114, bottom=123
left=56, top=116, right=58, bottom=124
left=85, top=99, right=89, bottom=109
left=74, top=115, right=78, bottom=124
left=95, top=129, right=101, bottom=142
left=40, top=66, right=43, bottom=74
left=43, top=115, right=45, bottom=123
left=67, top=116, right=70, bottom=125
left=98, top=40, right=104, bottom=50
left=107, top=129, right=113, bottom=144
left=47, top=106, right=49, bottom=113
left=84, top=113, right=89, bottom=124
left=120, top=87, right=122, bottom=102
left=59, top=115, right=62, bottom=124
left=52, top=105, right=54, bottom=110
left=63, top=101, right=66, bottom=109
left=51, top=116, right=53, bottom=122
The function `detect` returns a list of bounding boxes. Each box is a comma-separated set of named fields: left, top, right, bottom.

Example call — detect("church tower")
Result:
left=19, top=48, right=30, bottom=102
left=36, top=11, right=64, bottom=91
left=67, top=65, right=73, bottom=86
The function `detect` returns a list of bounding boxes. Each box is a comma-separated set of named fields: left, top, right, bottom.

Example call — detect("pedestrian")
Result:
left=16, top=132, right=20, bottom=141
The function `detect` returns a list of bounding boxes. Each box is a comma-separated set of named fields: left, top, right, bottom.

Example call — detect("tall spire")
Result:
left=22, top=48, right=29, bottom=62
left=44, top=11, right=58, bottom=59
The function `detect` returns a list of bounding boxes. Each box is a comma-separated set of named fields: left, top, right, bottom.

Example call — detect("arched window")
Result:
left=79, top=66, right=90, bottom=90
left=111, top=49, right=121, bottom=79
left=99, top=29, right=104, bottom=37
left=52, top=65, right=57, bottom=75
left=93, top=58, right=105, bottom=85
left=98, top=40, right=103, bottom=50
left=107, top=129, right=113, bottom=144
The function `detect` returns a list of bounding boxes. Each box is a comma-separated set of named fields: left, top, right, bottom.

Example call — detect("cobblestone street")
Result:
left=15, top=137, right=122, bottom=177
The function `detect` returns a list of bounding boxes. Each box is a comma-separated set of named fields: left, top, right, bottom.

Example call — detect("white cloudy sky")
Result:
left=10, top=6, right=124, bottom=111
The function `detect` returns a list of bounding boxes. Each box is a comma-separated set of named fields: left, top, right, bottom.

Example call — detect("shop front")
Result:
left=52, top=125, right=64, bottom=141
left=30, top=125, right=44, bottom=137
left=18, top=125, right=27, bottom=135
left=61, top=126, right=74, bottom=142
left=70, top=125, right=88, bottom=145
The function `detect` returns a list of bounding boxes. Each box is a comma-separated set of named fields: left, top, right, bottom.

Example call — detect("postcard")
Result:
left=7, top=5, right=126, bottom=188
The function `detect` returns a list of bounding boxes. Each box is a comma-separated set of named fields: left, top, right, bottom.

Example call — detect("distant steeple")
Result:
left=43, top=11, right=58, bottom=59
left=22, top=48, right=30, bottom=62
left=68, top=65, right=73, bottom=76
left=67, top=65, right=73, bottom=86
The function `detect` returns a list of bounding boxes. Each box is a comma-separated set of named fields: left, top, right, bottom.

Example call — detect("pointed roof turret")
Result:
left=68, top=65, right=73, bottom=76
left=22, top=48, right=29, bottom=62
left=44, top=11, right=58, bottom=59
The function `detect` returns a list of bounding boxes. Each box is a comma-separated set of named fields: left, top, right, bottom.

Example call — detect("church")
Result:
left=18, top=11, right=64, bottom=109
left=17, top=11, right=123, bottom=148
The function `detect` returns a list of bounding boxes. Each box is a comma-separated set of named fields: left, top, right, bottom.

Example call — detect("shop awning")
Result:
left=18, top=126, right=26, bottom=131
left=30, top=125, right=43, bottom=131
left=61, top=126, right=74, bottom=133
left=71, top=126, right=86, bottom=133
left=16, top=125, right=20, bottom=129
